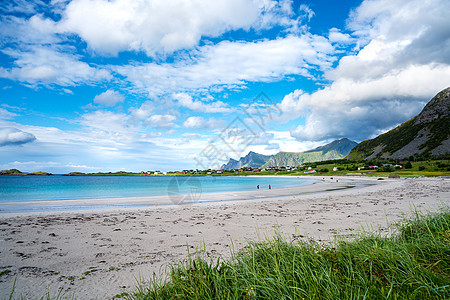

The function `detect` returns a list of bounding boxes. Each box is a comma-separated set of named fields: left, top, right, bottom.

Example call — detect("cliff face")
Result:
left=347, top=87, right=450, bottom=160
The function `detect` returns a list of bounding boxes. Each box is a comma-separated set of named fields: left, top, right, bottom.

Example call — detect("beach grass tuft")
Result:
left=123, top=207, right=450, bottom=299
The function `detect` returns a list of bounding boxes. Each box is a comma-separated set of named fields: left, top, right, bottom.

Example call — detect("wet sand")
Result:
left=0, top=176, right=448, bottom=299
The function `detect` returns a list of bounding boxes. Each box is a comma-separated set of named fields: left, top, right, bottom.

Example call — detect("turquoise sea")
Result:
left=0, top=175, right=318, bottom=213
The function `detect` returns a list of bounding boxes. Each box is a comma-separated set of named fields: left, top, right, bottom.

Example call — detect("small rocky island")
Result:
left=0, top=169, right=53, bottom=175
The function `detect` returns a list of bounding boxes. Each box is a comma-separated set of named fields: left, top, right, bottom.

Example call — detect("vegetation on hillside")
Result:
left=262, top=149, right=345, bottom=168
left=347, top=87, right=450, bottom=160
left=347, top=117, right=423, bottom=160
left=262, top=138, right=357, bottom=168
left=0, top=169, right=52, bottom=175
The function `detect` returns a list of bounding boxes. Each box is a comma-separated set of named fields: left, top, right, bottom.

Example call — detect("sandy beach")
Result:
left=0, top=176, right=449, bottom=299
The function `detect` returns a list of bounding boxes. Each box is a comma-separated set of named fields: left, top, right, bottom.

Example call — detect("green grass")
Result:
left=122, top=208, right=450, bottom=299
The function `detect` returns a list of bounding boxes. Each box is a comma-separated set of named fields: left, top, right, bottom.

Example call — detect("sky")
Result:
left=0, top=0, right=449, bottom=173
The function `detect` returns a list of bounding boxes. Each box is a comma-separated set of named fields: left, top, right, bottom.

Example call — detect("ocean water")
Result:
left=0, top=175, right=318, bottom=212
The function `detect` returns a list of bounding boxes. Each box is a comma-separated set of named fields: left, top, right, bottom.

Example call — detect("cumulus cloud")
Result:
left=57, top=0, right=310, bottom=56
left=0, top=127, right=36, bottom=146
left=0, top=120, right=203, bottom=173
left=0, top=46, right=111, bottom=86
left=93, top=90, right=124, bottom=106
left=0, top=0, right=333, bottom=95
left=183, top=116, right=223, bottom=129
left=146, top=114, right=177, bottom=129
left=173, top=93, right=232, bottom=113
left=285, top=64, right=450, bottom=141
left=116, top=35, right=335, bottom=95
left=80, top=110, right=137, bottom=136
left=0, top=12, right=111, bottom=87
left=58, top=0, right=259, bottom=55
left=328, top=28, right=353, bottom=45
left=342, top=0, right=450, bottom=73
left=130, top=101, right=154, bottom=120
left=280, top=0, right=450, bottom=142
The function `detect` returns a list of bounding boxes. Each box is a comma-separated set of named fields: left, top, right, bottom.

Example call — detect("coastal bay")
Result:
left=0, top=176, right=448, bottom=299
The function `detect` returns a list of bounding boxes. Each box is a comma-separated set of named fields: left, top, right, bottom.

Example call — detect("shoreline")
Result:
left=0, top=176, right=448, bottom=299
left=0, top=176, right=372, bottom=216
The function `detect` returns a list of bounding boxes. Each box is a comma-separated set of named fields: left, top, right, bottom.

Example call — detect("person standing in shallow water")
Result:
left=257, top=185, right=259, bottom=190
left=269, top=184, right=271, bottom=189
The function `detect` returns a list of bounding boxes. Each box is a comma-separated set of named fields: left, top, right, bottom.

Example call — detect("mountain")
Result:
left=220, top=151, right=271, bottom=170
left=347, top=87, right=450, bottom=160
left=262, top=138, right=357, bottom=168
left=221, top=138, right=357, bottom=170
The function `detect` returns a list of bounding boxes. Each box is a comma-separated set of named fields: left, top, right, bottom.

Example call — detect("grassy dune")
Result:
left=123, top=208, right=450, bottom=299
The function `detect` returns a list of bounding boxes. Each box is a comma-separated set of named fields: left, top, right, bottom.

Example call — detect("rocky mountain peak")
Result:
left=414, top=87, right=450, bottom=125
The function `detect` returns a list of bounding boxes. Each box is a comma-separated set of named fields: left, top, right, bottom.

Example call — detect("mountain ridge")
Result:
left=220, top=151, right=271, bottom=170
left=347, top=87, right=450, bottom=160
left=221, top=138, right=357, bottom=170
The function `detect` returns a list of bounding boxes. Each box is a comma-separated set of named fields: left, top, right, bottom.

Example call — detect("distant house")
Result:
left=216, top=170, right=222, bottom=174
left=358, top=166, right=364, bottom=171
left=154, top=171, right=161, bottom=175
left=304, top=170, right=317, bottom=174
left=369, top=165, right=378, bottom=169
left=333, top=167, right=339, bottom=171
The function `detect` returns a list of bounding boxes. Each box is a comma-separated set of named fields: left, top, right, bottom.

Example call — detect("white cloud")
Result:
left=0, top=116, right=210, bottom=173
left=0, top=127, right=36, bottom=146
left=62, top=88, right=74, bottom=95
left=116, top=35, right=335, bottom=95
left=0, top=12, right=111, bottom=87
left=328, top=28, right=353, bottom=45
left=346, top=0, right=450, bottom=66
left=93, top=90, right=124, bottom=106
left=0, top=108, right=18, bottom=119
left=80, top=110, right=137, bottom=137
left=279, top=0, right=450, bottom=142
left=183, top=116, right=223, bottom=129
left=57, top=0, right=308, bottom=56
left=299, top=4, right=315, bottom=22
left=0, top=46, right=111, bottom=86
left=1, top=1, right=333, bottom=95
left=173, top=93, right=232, bottom=113
left=285, top=64, right=450, bottom=141
left=265, top=143, right=280, bottom=151
left=146, top=114, right=177, bottom=129
left=130, top=101, right=154, bottom=120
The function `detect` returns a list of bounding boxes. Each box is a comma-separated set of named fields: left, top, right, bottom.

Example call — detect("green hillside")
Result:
left=262, top=138, right=357, bottom=168
left=262, top=149, right=344, bottom=167
left=348, top=87, right=450, bottom=160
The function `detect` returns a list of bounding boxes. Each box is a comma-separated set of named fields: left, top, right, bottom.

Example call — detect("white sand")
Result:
left=0, top=176, right=448, bottom=299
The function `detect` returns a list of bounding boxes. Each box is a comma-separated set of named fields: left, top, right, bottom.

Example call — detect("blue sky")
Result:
left=0, top=0, right=449, bottom=173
